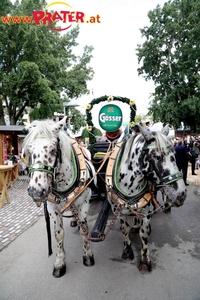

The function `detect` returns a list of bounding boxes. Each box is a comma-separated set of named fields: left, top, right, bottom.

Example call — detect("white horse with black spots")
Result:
left=105, top=124, right=187, bottom=272
left=23, top=117, right=97, bottom=277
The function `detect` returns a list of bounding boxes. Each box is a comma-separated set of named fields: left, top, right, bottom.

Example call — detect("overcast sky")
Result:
left=64, top=0, right=167, bottom=117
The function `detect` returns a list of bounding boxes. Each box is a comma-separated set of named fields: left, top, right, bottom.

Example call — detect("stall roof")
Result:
left=0, top=125, right=25, bottom=132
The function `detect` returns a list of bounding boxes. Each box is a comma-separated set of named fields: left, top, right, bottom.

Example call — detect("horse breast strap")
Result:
left=48, top=138, right=89, bottom=211
left=106, top=141, right=153, bottom=210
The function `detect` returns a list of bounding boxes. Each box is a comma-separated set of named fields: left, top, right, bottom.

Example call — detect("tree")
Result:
left=136, top=0, right=200, bottom=132
left=81, top=127, right=102, bottom=146
left=0, top=0, right=94, bottom=127
left=68, top=107, right=87, bottom=133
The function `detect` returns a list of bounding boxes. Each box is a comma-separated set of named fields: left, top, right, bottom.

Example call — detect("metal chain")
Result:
left=101, top=204, right=122, bottom=240
left=70, top=204, right=89, bottom=236
left=68, top=195, right=167, bottom=243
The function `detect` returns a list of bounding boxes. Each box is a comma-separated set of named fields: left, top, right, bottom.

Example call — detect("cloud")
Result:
left=70, top=0, right=166, bottom=116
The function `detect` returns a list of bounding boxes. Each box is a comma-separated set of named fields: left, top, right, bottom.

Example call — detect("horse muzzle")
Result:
left=168, top=189, right=187, bottom=207
left=28, top=186, right=49, bottom=203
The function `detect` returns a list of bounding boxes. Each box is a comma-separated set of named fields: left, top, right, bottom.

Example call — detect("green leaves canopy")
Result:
left=136, top=0, right=200, bottom=132
left=0, top=0, right=94, bottom=125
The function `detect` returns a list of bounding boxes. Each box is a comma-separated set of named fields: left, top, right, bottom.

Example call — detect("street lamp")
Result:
left=63, top=100, right=80, bottom=116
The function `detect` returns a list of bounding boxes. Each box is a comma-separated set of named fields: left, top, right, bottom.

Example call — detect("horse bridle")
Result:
left=142, top=142, right=183, bottom=189
left=28, top=138, right=62, bottom=181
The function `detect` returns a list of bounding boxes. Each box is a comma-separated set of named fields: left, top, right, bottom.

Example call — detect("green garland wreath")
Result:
left=85, top=95, right=137, bottom=132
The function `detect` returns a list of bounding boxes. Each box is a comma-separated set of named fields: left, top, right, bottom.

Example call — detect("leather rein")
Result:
left=29, top=137, right=182, bottom=217
left=105, top=140, right=183, bottom=216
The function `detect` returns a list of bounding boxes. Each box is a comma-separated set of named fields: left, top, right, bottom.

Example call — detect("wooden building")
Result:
left=0, top=125, right=26, bottom=165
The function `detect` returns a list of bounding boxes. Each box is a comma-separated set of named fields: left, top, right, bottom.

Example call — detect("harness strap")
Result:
left=70, top=138, right=88, bottom=183
left=59, top=142, right=112, bottom=214
left=44, top=201, right=53, bottom=256
left=107, top=188, right=152, bottom=211
left=148, top=184, right=162, bottom=211
left=47, top=138, right=87, bottom=208
left=79, top=146, right=91, bottom=161
left=105, top=141, right=152, bottom=210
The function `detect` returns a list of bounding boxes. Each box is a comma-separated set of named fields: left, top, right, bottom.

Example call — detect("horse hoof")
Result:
left=138, top=260, right=152, bottom=273
left=83, top=255, right=95, bottom=267
left=70, top=220, right=78, bottom=227
left=53, top=264, right=66, bottom=278
left=122, top=247, right=134, bottom=260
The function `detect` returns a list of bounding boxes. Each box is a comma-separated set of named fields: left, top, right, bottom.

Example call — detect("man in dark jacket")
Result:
left=174, top=140, right=189, bottom=186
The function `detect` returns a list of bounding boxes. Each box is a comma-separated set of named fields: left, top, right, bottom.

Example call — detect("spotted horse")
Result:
left=22, top=117, right=97, bottom=278
left=105, top=124, right=187, bottom=273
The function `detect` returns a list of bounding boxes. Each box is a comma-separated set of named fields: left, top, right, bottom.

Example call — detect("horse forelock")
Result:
left=22, top=119, right=71, bottom=162
left=120, top=131, right=169, bottom=166
left=120, top=134, right=143, bottom=165
left=23, top=120, right=55, bottom=147
left=151, top=131, right=169, bottom=155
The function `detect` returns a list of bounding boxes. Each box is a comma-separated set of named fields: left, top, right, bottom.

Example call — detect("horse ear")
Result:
left=138, top=124, right=154, bottom=141
left=161, top=124, right=170, bottom=136
left=23, top=122, right=32, bottom=132
left=52, top=116, right=68, bottom=133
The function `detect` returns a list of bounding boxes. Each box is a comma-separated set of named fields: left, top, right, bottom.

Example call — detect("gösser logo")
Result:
left=99, top=104, right=123, bottom=132
left=32, top=1, right=101, bottom=31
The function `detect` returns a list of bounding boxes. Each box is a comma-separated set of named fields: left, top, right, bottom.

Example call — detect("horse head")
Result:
left=22, top=117, right=71, bottom=205
left=137, top=124, right=187, bottom=207
left=118, top=124, right=186, bottom=208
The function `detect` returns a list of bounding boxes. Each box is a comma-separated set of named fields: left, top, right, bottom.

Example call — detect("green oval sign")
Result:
left=99, top=104, right=122, bottom=132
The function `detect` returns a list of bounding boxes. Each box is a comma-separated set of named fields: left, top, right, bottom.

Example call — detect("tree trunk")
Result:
left=10, top=116, right=17, bottom=125
left=0, top=101, right=5, bottom=125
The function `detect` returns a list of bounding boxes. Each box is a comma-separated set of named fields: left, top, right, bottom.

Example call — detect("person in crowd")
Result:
left=174, top=139, right=189, bottom=185
left=189, top=141, right=199, bottom=175
left=145, top=121, right=151, bottom=131
left=131, top=124, right=140, bottom=136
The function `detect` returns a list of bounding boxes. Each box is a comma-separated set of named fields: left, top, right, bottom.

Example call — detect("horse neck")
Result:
left=117, top=139, right=147, bottom=196
left=118, top=170, right=146, bottom=195
left=55, top=150, right=75, bottom=191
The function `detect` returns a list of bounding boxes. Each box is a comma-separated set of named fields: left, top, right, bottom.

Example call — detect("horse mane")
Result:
left=22, top=119, right=71, bottom=161
left=151, top=131, right=170, bottom=154
left=120, top=131, right=169, bottom=165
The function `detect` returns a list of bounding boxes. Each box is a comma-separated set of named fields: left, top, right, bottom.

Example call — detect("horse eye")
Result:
left=50, top=149, right=56, bottom=155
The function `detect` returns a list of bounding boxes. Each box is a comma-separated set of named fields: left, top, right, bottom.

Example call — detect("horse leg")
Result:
left=138, top=217, right=152, bottom=273
left=120, top=218, right=134, bottom=260
left=79, top=220, right=95, bottom=266
left=76, top=192, right=95, bottom=267
left=131, top=216, right=141, bottom=233
left=47, top=202, right=66, bottom=278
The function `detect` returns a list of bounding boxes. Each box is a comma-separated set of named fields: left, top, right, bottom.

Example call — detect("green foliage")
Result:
left=0, top=0, right=94, bottom=125
left=68, top=107, right=87, bottom=133
left=136, top=0, right=200, bottom=132
left=81, top=127, right=102, bottom=145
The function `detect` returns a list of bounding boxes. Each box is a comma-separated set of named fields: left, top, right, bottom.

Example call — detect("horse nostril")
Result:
left=42, top=188, right=47, bottom=196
